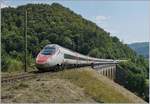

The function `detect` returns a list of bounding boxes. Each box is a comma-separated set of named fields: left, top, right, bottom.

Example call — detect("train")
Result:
left=36, top=44, right=117, bottom=71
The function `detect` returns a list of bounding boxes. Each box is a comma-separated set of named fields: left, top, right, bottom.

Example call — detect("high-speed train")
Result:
left=36, top=44, right=117, bottom=70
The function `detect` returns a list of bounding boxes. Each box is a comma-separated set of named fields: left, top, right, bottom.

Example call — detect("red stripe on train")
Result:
left=36, top=54, right=50, bottom=64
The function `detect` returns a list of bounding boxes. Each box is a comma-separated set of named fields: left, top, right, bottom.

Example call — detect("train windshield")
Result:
left=41, top=47, right=56, bottom=55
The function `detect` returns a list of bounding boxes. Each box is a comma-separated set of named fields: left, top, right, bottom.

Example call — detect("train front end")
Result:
left=36, top=45, right=58, bottom=70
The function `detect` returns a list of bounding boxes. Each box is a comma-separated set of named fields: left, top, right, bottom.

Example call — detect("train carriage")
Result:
left=36, top=44, right=116, bottom=71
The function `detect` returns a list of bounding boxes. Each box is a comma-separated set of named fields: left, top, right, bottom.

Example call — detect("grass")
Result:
left=2, top=67, right=145, bottom=103
left=2, top=78, right=94, bottom=103
left=53, top=68, right=144, bottom=103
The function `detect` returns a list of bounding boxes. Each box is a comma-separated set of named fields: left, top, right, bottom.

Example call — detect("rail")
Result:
left=1, top=72, right=37, bottom=84
left=1, top=64, right=116, bottom=84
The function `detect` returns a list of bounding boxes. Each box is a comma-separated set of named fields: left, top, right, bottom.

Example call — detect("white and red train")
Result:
left=36, top=44, right=117, bottom=71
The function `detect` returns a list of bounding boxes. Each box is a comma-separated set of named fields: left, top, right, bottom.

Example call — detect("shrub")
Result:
left=6, top=58, right=23, bottom=72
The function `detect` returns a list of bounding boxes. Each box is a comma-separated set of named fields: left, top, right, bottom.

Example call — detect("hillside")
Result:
left=1, top=3, right=149, bottom=101
left=2, top=3, right=137, bottom=60
left=128, top=42, right=149, bottom=58
left=1, top=68, right=145, bottom=103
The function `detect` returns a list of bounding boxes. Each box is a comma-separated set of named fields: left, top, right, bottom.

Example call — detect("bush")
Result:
left=118, top=61, right=148, bottom=101
left=4, top=58, right=23, bottom=72
left=126, top=72, right=146, bottom=95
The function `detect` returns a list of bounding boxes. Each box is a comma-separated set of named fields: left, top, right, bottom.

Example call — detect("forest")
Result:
left=1, top=3, right=149, bottom=101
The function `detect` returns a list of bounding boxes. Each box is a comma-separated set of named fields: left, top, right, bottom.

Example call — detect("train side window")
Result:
left=64, top=54, right=76, bottom=60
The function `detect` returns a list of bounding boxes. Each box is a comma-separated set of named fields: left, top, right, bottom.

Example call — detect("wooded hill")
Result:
left=1, top=3, right=149, bottom=101
left=129, top=42, right=149, bottom=59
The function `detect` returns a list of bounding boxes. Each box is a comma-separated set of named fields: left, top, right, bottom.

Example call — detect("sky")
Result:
left=1, top=0, right=150, bottom=44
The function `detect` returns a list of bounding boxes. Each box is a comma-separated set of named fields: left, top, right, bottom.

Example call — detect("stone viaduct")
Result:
left=93, top=64, right=117, bottom=80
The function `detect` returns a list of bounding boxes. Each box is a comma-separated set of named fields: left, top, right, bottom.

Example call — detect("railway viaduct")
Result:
left=93, top=64, right=117, bottom=80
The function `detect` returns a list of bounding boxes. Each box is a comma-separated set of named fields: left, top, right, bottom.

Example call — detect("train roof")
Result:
left=45, top=44, right=60, bottom=47
left=44, top=44, right=115, bottom=62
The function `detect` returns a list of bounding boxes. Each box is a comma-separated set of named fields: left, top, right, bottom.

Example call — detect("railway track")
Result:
left=1, top=66, right=91, bottom=84
left=1, top=72, right=37, bottom=84
left=1, top=64, right=40, bottom=84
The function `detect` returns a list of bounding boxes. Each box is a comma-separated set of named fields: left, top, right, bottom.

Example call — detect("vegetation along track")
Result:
left=1, top=71, right=54, bottom=84
left=1, top=66, right=91, bottom=84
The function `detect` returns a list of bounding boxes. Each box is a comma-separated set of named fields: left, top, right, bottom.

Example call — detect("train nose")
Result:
left=36, top=54, right=49, bottom=64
